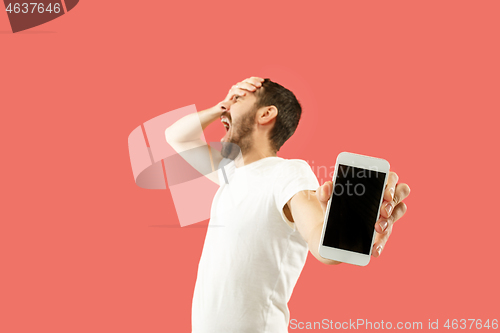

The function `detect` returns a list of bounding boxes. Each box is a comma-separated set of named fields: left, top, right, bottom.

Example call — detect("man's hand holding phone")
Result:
left=372, top=172, right=411, bottom=257
left=316, top=162, right=410, bottom=262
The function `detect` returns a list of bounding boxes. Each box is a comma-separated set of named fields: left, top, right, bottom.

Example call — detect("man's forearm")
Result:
left=165, top=105, right=221, bottom=143
left=288, top=190, right=342, bottom=266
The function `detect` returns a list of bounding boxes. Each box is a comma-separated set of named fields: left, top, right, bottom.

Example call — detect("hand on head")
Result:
left=217, top=77, right=265, bottom=112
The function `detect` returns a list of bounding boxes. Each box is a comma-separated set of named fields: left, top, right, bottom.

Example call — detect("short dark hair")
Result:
left=253, top=79, right=302, bottom=152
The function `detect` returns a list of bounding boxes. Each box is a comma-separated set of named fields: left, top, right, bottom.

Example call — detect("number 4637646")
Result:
left=444, top=319, right=498, bottom=330
left=5, top=3, right=61, bottom=14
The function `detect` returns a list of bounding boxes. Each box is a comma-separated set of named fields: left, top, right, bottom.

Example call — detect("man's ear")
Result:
left=257, top=106, right=278, bottom=125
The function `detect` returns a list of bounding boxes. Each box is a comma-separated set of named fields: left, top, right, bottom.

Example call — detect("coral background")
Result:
left=1, top=1, right=499, bottom=332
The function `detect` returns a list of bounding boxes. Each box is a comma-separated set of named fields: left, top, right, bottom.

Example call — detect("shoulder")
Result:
left=284, top=158, right=313, bottom=168
left=276, top=158, right=315, bottom=175
left=253, top=157, right=312, bottom=175
left=261, top=157, right=312, bottom=167
left=269, top=158, right=318, bottom=186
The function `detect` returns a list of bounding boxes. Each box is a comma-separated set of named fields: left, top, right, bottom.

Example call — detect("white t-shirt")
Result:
left=192, top=156, right=320, bottom=333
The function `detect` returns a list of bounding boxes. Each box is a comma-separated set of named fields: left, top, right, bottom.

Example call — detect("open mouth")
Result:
left=221, top=116, right=231, bottom=132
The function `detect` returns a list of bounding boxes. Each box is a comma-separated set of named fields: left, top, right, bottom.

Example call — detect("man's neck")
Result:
left=234, top=148, right=277, bottom=168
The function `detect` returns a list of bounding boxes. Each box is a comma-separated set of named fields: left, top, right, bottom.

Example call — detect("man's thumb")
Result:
left=317, top=181, right=333, bottom=213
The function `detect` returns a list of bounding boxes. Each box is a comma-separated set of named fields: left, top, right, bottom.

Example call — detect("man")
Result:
left=165, top=77, right=410, bottom=332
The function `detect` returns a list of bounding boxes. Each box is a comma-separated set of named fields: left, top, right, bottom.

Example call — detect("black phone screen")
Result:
left=322, top=164, right=387, bottom=255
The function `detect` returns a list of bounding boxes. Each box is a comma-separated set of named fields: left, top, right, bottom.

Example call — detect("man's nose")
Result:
left=219, top=100, right=233, bottom=112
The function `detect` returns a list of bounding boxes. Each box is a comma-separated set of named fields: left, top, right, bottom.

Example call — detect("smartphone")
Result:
left=318, top=152, right=390, bottom=266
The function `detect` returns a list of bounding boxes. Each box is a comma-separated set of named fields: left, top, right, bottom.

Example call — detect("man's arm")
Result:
left=165, top=106, right=224, bottom=184
left=287, top=173, right=410, bottom=265
left=165, top=77, right=265, bottom=185
left=286, top=186, right=341, bottom=265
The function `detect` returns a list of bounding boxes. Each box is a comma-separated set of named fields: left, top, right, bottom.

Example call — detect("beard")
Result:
left=221, top=109, right=256, bottom=160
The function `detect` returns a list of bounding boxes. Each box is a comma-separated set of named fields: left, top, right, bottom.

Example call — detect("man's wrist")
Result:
left=210, top=104, right=223, bottom=115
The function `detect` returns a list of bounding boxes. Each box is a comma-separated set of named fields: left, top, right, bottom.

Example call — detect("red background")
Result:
left=1, top=1, right=499, bottom=332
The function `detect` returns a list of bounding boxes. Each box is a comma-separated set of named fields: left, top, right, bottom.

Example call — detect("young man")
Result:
left=165, top=77, right=410, bottom=332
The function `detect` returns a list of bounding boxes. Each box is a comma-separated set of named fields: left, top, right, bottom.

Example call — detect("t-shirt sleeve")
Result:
left=274, top=159, right=320, bottom=228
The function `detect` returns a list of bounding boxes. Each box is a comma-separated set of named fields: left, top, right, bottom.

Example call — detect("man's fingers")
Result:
left=225, top=78, right=264, bottom=100
left=383, top=171, right=399, bottom=202
left=373, top=182, right=410, bottom=257
left=322, top=181, right=333, bottom=202
left=393, top=183, right=410, bottom=208
left=235, top=81, right=258, bottom=92
left=356, top=170, right=408, bottom=258
left=385, top=183, right=410, bottom=217
left=375, top=201, right=407, bottom=234
left=381, top=182, right=410, bottom=218
left=236, top=77, right=265, bottom=92
left=316, top=181, right=332, bottom=213
left=373, top=200, right=408, bottom=257
left=372, top=225, right=392, bottom=257
left=243, top=76, right=265, bottom=87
